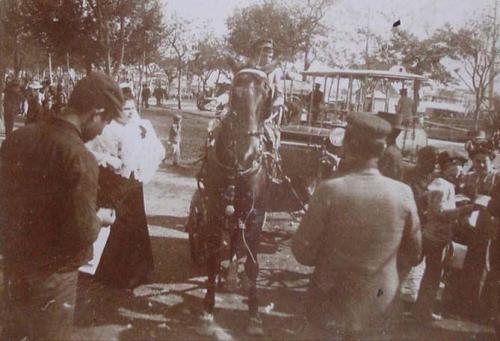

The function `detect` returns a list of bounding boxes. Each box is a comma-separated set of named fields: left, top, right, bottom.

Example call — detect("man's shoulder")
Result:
left=384, top=144, right=402, bottom=156
left=428, top=176, right=453, bottom=192
left=2, top=124, right=38, bottom=148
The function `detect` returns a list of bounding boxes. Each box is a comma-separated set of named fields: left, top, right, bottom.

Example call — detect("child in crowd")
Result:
left=167, top=114, right=182, bottom=166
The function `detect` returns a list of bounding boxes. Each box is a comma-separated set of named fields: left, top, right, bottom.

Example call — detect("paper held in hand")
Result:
left=79, top=226, right=110, bottom=275
left=468, top=195, right=492, bottom=228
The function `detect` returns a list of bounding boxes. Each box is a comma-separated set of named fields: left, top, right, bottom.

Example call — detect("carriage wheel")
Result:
left=186, top=191, right=209, bottom=267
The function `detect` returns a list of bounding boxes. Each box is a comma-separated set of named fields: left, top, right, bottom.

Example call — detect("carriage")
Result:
left=186, top=66, right=429, bottom=264
left=278, top=66, right=429, bottom=200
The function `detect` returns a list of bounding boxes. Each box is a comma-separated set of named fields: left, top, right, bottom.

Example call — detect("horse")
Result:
left=196, top=68, right=273, bottom=336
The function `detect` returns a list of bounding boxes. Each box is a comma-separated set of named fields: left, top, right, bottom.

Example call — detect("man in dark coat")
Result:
left=307, top=83, right=324, bottom=123
left=292, top=112, right=422, bottom=337
left=0, top=72, right=123, bottom=340
left=378, top=111, right=404, bottom=181
left=141, top=84, right=151, bottom=109
left=2, top=79, right=25, bottom=136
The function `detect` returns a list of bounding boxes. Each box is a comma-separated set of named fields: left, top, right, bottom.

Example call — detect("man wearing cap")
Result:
left=396, top=88, right=415, bottom=126
left=414, top=150, right=474, bottom=322
left=141, top=83, right=151, bottom=109
left=248, top=38, right=284, bottom=113
left=378, top=112, right=404, bottom=181
left=2, top=79, right=25, bottom=136
left=292, top=113, right=422, bottom=336
left=0, top=72, right=123, bottom=340
left=25, top=81, right=46, bottom=124
left=457, top=141, right=499, bottom=320
left=307, top=83, right=324, bottom=123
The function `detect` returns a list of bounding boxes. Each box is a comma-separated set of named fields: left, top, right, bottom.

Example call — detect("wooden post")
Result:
left=48, top=53, right=53, bottom=84
left=384, top=80, right=389, bottom=112
left=309, top=76, right=315, bottom=125
left=347, top=76, right=353, bottom=112
left=335, top=75, right=340, bottom=111
left=322, top=76, right=328, bottom=122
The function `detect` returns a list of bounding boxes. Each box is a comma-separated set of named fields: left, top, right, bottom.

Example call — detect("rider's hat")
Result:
left=253, top=38, right=274, bottom=51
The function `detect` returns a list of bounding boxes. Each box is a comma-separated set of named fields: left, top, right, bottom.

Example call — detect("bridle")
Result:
left=214, top=68, right=272, bottom=178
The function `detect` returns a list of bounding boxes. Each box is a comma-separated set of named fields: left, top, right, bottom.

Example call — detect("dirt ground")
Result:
left=1, top=103, right=498, bottom=340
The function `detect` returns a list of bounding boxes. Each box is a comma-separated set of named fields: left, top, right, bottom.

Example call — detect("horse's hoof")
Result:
left=195, top=312, right=233, bottom=341
left=247, top=316, right=264, bottom=336
left=195, top=312, right=215, bottom=336
left=225, top=262, right=239, bottom=292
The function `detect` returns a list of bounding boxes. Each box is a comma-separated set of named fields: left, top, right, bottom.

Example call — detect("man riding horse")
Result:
left=191, top=39, right=284, bottom=338
left=213, top=38, right=284, bottom=161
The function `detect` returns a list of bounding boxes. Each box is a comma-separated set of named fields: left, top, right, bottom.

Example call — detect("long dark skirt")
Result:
left=94, top=167, right=154, bottom=288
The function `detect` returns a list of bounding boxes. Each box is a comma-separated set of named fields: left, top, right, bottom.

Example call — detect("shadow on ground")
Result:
left=71, top=211, right=496, bottom=340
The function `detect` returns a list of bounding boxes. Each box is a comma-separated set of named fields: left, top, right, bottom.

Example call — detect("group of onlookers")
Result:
left=0, top=72, right=166, bottom=340
left=293, top=110, right=500, bottom=338
left=2, top=77, right=68, bottom=136
left=141, top=84, right=168, bottom=108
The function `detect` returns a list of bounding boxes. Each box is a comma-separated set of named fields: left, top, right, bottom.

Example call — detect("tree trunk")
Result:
left=413, top=80, right=420, bottom=114
left=202, top=78, right=207, bottom=95
left=13, top=39, right=22, bottom=78
left=302, top=46, right=311, bottom=81
left=113, top=16, right=126, bottom=78
left=474, top=89, right=482, bottom=130
left=177, top=67, right=182, bottom=110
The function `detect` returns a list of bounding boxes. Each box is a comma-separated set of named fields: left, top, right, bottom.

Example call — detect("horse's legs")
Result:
left=203, top=233, right=220, bottom=314
left=244, top=209, right=265, bottom=317
left=245, top=250, right=260, bottom=317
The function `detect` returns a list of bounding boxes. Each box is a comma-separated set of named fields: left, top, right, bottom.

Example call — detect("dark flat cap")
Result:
left=69, top=72, right=124, bottom=119
left=346, top=112, right=392, bottom=142
left=377, top=112, right=404, bottom=130
left=437, top=150, right=468, bottom=167
left=417, top=146, right=438, bottom=163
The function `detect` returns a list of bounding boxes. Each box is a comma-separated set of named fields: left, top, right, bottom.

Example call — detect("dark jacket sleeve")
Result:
left=488, top=180, right=500, bottom=217
left=292, top=183, right=330, bottom=266
left=97, top=166, right=137, bottom=210
left=399, top=186, right=422, bottom=267
left=379, top=146, right=402, bottom=181
left=63, top=150, right=100, bottom=250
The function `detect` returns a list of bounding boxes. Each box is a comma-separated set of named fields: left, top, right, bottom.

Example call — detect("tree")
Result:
left=163, top=15, right=195, bottom=109
left=373, top=28, right=457, bottom=109
left=189, top=34, right=231, bottom=95
left=436, top=17, right=498, bottom=122
left=18, top=0, right=165, bottom=75
left=291, top=0, right=335, bottom=74
left=226, top=1, right=303, bottom=61
left=158, top=57, right=178, bottom=97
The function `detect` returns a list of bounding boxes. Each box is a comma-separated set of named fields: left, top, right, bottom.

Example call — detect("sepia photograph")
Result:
left=0, top=0, right=499, bottom=339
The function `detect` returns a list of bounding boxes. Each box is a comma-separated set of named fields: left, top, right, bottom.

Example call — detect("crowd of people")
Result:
left=2, top=77, right=68, bottom=136
left=0, top=72, right=166, bottom=340
left=0, top=38, right=499, bottom=340
left=294, top=112, right=500, bottom=337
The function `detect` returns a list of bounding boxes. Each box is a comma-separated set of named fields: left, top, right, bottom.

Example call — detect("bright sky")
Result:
left=163, top=0, right=498, bottom=91
left=163, top=0, right=494, bottom=37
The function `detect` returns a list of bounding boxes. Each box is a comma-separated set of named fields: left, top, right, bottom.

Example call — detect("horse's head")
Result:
left=228, top=69, right=272, bottom=130
left=219, top=69, right=272, bottom=170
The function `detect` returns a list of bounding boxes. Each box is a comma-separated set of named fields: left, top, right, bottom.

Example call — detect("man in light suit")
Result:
left=292, top=112, right=422, bottom=337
